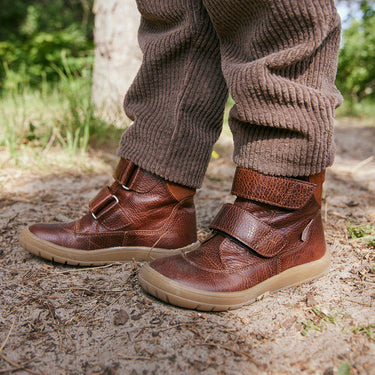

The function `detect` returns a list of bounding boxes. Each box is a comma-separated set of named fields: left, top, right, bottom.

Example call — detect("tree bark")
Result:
left=92, top=0, right=141, bottom=124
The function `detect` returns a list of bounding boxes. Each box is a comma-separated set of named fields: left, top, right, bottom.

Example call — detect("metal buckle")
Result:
left=121, top=185, right=130, bottom=191
left=91, top=194, right=119, bottom=220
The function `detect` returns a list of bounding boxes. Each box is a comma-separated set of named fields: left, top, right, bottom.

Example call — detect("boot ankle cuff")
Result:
left=232, top=167, right=317, bottom=209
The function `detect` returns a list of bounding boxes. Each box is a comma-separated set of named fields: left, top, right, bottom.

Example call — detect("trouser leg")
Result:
left=136, top=0, right=344, bottom=311
left=203, top=0, right=343, bottom=176
left=118, top=0, right=228, bottom=188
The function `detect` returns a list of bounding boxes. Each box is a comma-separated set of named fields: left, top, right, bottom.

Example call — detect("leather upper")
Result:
left=149, top=168, right=326, bottom=293
left=29, top=159, right=197, bottom=250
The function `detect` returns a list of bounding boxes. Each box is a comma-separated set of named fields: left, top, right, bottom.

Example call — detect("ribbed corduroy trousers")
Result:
left=117, top=0, right=343, bottom=188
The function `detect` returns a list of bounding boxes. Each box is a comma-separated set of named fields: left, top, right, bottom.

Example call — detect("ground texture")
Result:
left=0, top=120, right=374, bottom=374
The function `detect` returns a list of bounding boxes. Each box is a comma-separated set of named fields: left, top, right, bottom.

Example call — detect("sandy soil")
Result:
left=0, top=119, right=374, bottom=374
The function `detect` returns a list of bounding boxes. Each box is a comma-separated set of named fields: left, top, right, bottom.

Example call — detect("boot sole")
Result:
left=139, top=251, right=330, bottom=311
left=19, top=227, right=200, bottom=266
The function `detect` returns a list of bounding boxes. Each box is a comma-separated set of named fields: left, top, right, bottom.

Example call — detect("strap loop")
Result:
left=113, top=158, right=160, bottom=193
left=89, top=187, right=119, bottom=220
left=113, top=158, right=136, bottom=187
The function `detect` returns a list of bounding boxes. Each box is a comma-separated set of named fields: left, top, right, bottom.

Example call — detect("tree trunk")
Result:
left=92, top=0, right=141, bottom=124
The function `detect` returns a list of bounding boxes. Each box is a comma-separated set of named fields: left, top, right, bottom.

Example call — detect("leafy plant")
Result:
left=337, top=1, right=375, bottom=104
left=0, top=0, right=94, bottom=90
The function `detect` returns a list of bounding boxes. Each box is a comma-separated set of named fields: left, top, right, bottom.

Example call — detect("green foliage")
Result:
left=300, top=319, right=322, bottom=336
left=337, top=1, right=375, bottom=104
left=346, top=221, right=375, bottom=247
left=0, top=0, right=124, bottom=164
left=0, top=0, right=94, bottom=90
left=312, top=307, right=339, bottom=324
left=0, top=61, right=123, bottom=165
left=352, top=323, right=375, bottom=340
left=347, top=222, right=373, bottom=239
left=336, top=96, right=375, bottom=117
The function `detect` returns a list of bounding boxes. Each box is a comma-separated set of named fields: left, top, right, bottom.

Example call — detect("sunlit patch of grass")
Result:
left=0, top=63, right=124, bottom=169
left=347, top=222, right=375, bottom=248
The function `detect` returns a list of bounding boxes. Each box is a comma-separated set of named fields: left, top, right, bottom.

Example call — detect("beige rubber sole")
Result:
left=139, top=251, right=330, bottom=311
left=19, top=227, right=200, bottom=266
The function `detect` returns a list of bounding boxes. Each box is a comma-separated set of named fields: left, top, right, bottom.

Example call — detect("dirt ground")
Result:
left=0, top=119, right=374, bottom=375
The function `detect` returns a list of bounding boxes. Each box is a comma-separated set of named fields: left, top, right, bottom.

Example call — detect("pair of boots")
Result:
left=20, top=158, right=329, bottom=311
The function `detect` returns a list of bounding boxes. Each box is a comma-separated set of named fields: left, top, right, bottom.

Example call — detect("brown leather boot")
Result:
left=139, top=167, right=329, bottom=311
left=19, top=159, right=199, bottom=266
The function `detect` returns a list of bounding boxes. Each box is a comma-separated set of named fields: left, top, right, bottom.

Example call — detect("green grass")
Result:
left=346, top=222, right=375, bottom=248
left=312, top=307, right=340, bottom=324
left=352, top=324, right=375, bottom=340
left=299, top=307, right=348, bottom=336
left=299, top=319, right=322, bottom=336
left=0, top=65, right=124, bottom=169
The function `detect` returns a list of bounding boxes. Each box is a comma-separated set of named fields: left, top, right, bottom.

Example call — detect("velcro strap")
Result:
left=232, top=167, right=316, bottom=210
left=89, top=187, right=131, bottom=229
left=210, top=204, right=286, bottom=258
left=114, top=158, right=136, bottom=186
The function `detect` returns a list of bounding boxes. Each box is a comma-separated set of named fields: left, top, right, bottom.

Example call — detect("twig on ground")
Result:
left=0, top=353, right=42, bottom=375
left=352, top=156, right=374, bottom=172
left=197, top=342, right=258, bottom=365
left=0, top=318, right=16, bottom=352
left=55, top=287, right=124, bottom=294
left=31, top=263, right=122, bottom=284
left=117, top=353, right=152, bottom=360
left=4, top=298, right=33, bottom=318
left=0, top=367, right=20, bottom=373
left=331, top=211, right=347, bottom=219
left=346, top=299, right=371, bottom=307
left=158, top=321, right=208, bottom=332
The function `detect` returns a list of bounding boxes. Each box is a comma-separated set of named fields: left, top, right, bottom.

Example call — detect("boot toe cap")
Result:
left=28, top=223, right=69, bottom=247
